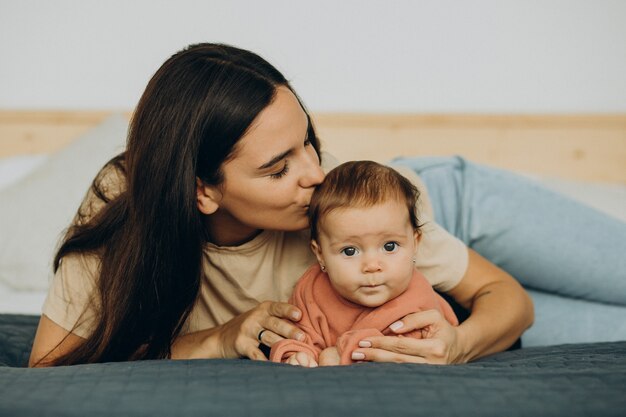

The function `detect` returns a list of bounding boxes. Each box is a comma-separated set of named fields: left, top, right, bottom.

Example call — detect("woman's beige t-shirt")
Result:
left=42, top=157, right=468, bottom=338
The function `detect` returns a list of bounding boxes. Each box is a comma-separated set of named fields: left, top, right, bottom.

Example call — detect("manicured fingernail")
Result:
left=389, top=321, right=404, bottom=331
left=292, top=311, right=301, bottom=320
left=296, top=332, right=305, bottom=342
left=352, top=352, right=365, bottom=360
left=358, top=340, right=372, bottom=348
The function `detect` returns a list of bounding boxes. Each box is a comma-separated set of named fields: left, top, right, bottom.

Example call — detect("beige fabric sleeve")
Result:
left=42, top=161, right=125, bottom=338
left=42, top=253, right=101, bottom=338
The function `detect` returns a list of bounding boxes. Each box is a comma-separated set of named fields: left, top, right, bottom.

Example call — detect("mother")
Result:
left=29, top=43, right=534, bottom=366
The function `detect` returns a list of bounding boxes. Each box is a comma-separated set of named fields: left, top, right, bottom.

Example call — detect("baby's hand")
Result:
left=286, top=351, right=318, bottom=368
left=319, top=346, right=340, bottom=366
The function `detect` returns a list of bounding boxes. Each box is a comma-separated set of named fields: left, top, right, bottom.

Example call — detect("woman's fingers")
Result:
left=353, top=346, right=429, bottom=364
left=353, top=337, right=448, bottom=364
left=257, top=329, right=282, bottom=347
left=254, top=301, right=304, bottom=345
left=262, top=315, right=305, bottom=344
left=352, top=309, right=461, bottom=364
left=387, top=309, right=442, bottom=335
left=218, top=301, right=304, bottom=360
left=266, top=301, right=302, bottom=322
left=244, top=343, right=269, bottom=362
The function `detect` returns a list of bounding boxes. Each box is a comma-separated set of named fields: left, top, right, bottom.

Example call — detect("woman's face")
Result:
left=206, top=86, right=325, bottom=246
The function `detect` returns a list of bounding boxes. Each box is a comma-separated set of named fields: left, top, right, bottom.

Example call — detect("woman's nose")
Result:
left=300, top=153, right=325, bottom=188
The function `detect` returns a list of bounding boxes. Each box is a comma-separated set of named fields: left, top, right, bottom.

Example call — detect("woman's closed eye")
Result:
left=269, top=138, right=311, bottom=180
left=270, top=161, right=289, bottom=179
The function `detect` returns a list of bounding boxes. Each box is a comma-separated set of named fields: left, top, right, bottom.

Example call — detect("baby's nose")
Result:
left=361, top=256, right=383, bottom=274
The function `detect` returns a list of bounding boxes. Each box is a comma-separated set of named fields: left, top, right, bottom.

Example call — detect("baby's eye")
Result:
left=383, top=242, right=398, bottom=252
left=341, top=247, right=358, bottom=257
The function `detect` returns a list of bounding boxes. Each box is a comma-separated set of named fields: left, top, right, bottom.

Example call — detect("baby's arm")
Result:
left=269, top=269, right=327, bottom=366
left=270, top=336, right=321, bottom=366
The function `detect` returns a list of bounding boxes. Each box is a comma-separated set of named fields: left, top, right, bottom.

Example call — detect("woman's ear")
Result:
left=196, top=178, right=222, bottom=215
left=310, top=239, right=326, bottom=269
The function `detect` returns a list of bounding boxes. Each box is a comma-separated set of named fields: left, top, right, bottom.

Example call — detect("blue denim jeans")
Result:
left=391, top=156, right=626, bottom=346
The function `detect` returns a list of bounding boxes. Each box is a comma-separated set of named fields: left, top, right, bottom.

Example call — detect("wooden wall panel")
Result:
left=1, top=111, right=625, bottom=182
left=314, top=114, right=626, bottom=183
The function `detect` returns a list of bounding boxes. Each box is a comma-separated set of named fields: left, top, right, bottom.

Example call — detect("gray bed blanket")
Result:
left=1, top=314, right=625, bottom=417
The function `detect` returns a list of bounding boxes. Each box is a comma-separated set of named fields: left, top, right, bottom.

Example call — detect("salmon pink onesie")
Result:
left=270, top=264, right=459, bottom=365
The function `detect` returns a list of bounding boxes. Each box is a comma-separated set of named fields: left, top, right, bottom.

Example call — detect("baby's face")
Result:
left=312, top=199, right=419, bottom=308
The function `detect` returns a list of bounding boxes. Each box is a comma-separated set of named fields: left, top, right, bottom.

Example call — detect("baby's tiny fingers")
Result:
left=295, top=351, right=318, bottom=368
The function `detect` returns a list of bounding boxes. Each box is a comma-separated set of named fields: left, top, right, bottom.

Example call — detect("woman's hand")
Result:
left=172, top=301, right=305, bottom=361
left=352, top=249, right=534, bottom=364
left=351, top=309, right=466, bottom=365
left=219, top=301, right=305, bottom=360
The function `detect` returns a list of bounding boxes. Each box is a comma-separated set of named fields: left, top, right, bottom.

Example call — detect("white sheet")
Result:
left=0, top=155, right=50, bottom=314
left=0, top=154, right=47, bottom=191
left=0, top=281, right=46, bottom=315
left=1, top=155, right=624, bottom=315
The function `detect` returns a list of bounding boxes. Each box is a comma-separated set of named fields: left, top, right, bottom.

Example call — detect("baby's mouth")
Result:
left=362, top=283, right=384, bottom=290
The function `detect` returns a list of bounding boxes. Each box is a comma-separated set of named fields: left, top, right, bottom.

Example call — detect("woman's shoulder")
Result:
left=73, top=154, right=127, bottom=226
left=43, top=251, right=102, bottom=339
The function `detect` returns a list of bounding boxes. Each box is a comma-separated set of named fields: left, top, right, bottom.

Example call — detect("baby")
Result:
left=270, top=160, right=458, bottom=366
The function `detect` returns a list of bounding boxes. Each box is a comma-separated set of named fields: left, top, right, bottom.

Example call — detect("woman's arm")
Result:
left=29, top=315, right=85, bottom=367
left=352, top=249, right=534, bottom=364
left=171, top=301, right=305, bottom=361
left=445, top=249, right=534, bottom=361
left=31, top=301, right=304, bottom=365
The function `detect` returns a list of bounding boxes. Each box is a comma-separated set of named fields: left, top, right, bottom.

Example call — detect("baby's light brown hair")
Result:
left=309, top=160, right=421, bottom=240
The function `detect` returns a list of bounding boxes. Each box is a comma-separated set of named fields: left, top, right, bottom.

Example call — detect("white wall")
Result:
left=1, top=0, right=625, bottom=112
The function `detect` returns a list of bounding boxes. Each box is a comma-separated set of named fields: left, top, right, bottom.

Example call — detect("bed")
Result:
left=1, top=111, right=625, bottom=416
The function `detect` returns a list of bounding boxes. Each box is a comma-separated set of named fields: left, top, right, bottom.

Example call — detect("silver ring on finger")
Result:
left=257, top=329, right=267, bottom=342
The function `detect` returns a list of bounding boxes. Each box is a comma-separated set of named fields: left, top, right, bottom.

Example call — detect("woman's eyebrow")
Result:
left=257, top=149, right=293, bottom=170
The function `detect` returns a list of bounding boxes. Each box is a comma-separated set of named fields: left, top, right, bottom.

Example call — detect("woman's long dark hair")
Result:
left=48, top=43, right=321, bottom=365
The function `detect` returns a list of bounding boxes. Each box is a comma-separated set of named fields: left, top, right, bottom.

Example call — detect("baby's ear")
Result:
left=413, top=229, right=422, bottom=251
left=310, top=240, right=325, bottom=266
left=196, top=178, right=222, bottom=215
